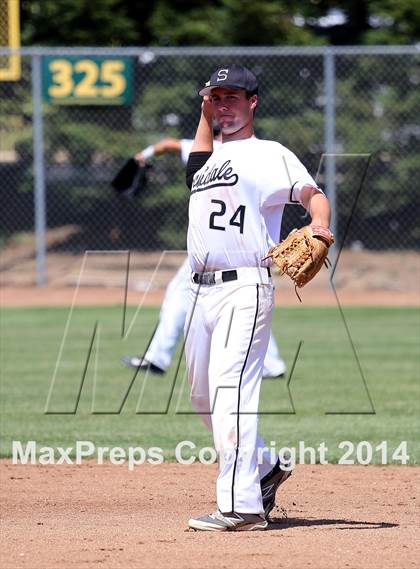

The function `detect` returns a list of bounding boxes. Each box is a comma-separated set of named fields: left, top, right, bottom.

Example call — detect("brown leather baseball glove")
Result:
left=263, top=225, right=334, bottom=290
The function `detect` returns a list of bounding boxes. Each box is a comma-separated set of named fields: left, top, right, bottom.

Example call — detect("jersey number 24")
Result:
left=209, top=199, right=246, bottom=234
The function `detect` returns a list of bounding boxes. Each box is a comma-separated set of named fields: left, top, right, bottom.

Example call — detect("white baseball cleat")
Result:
left=263, top=358, right=287, bottom=379
left=121, top=355, right=165, bottom=375
left=188, top=511, right=268, bottom=532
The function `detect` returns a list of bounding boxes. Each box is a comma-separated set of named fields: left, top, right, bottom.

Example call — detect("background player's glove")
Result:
left=111, top=158, right=150, bottom=198
left=263, top=225, right=334, bottom=289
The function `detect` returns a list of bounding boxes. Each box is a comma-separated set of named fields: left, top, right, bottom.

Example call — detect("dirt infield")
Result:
left=2, top=284, right=419, bottom=307
left=1, top=461, right=418, bottom=569
left=1, top=246, right=419, bottom=307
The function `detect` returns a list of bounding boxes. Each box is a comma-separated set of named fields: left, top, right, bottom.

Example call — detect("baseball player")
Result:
left=185, top=64, right=332, bottom=531
left=121, top=133, right=287, bottom=378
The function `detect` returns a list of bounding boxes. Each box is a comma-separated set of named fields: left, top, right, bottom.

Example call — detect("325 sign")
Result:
left=42, top=56, right=133, bottom=105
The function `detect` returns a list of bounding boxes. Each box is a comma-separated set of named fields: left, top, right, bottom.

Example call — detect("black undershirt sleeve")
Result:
left=186, top=151, right=212, bottom=189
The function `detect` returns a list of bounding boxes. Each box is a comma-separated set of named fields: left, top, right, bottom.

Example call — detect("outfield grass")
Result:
left=1, top=304, right=418, bottom=464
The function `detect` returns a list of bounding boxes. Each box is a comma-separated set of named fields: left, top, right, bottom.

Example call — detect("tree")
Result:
left=5, top=1, right=418, bottom=251
left=20, top=0, right=420, bottom=47
left=21, top=0, right=139, bottom=46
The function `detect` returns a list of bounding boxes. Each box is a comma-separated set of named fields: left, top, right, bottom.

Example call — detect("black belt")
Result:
left=192, top=267, right=271, bottom=286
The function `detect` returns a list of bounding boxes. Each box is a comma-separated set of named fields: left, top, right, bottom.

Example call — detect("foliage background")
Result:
left=1, top=1, right=419, bottom=251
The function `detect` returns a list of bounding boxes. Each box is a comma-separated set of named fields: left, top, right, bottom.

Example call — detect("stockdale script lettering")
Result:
left=191, top=160, right=239, bottom=193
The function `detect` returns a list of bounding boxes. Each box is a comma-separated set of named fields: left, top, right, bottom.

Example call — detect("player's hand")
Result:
left=134, top=152, right=146, bottom=166
left=309, top=225, right=334, bottom=247
left=201, top=95, right=214, bottom=123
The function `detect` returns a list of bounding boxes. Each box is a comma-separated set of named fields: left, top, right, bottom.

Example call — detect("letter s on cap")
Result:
left=217, top=69, right=228, bottom=81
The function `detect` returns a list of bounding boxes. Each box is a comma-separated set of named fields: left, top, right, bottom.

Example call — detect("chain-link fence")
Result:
left=0, top=46, right=419, bottom=286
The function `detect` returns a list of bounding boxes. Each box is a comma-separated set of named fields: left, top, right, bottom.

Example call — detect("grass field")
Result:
left=1, top=304, right=418, bottom=464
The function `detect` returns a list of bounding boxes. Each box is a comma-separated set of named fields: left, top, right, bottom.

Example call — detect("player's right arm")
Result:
left=191, top=96, right=214, bottom=153
left=186, top=97, right=214, bottom=188
left=135, top=138, right=182, bottom=165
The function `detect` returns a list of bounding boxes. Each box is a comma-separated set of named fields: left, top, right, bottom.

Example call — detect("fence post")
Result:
left=324, top=49, right=337, bottom=259
left=31, top=53, right=47, bottom=286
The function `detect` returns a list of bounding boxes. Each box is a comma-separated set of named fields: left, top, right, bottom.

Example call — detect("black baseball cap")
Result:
left=198, top=64, right=259, bottom=97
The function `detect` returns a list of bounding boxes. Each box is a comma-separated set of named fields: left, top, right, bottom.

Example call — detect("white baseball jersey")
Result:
left=187, top=137, right=320, bottom=272
left=185, top=137, right=319, bottom=514
left=180, top=138, right=222, bottom=165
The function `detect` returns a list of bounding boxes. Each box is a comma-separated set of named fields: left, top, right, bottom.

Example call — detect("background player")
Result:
left=185, top=64, right=332, bottom=531
left=121, top=131, right=287, bottom=378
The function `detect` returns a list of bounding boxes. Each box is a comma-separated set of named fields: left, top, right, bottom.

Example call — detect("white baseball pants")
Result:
left=185, top=268, right=276, bottom=514
left=144, top=259, right=190, bottom=370
left=146, top=259, right=285, bottom=376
